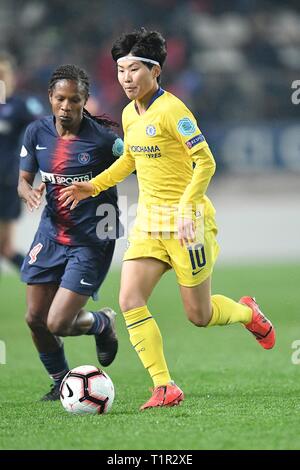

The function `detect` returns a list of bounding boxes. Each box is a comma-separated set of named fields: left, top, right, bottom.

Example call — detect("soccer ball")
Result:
left=60, top=365, right=114, bottom=415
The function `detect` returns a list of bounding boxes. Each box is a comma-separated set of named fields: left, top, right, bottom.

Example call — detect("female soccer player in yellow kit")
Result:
left=59, top=29, right=275, bottom=410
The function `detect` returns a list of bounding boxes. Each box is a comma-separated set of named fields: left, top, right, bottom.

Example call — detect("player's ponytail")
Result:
left=82, top=108, right=119, bottom=128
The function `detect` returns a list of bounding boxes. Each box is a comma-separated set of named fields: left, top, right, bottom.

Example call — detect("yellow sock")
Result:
left=123, top=306, right=171, bottom=387
left=208, top=295, right=252, bottom=326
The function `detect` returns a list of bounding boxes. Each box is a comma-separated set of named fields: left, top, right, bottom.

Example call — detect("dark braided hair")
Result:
left=48, top=64, right=118, bottom=128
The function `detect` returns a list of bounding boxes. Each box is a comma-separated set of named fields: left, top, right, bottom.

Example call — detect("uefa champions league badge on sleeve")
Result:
left=185, top=134, right=205, bottom=149
left=177, top=117, right=196, bottom=136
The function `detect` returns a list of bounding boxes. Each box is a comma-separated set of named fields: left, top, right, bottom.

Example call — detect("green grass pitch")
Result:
left=0, top=264, right=299, bottom=450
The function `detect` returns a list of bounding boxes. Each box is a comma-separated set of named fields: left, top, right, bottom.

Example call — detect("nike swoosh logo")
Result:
left=80, top=278, right=93, bottom=286
left=66, top=383, right=73, bottom=397
left=192, top=268, right=204, bottom=275
left=36, top=145, right=47, bottom=150
left=133, top=339, right=145, bottom=349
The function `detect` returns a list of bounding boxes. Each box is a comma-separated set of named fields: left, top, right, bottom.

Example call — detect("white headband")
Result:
left=117, top=56, right=160, bottom=66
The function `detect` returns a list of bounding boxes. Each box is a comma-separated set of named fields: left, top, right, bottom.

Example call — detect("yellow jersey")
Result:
left=91, top=89, right=216, bottom=232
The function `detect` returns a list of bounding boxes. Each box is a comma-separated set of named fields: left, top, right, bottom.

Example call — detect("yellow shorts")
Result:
left=123, top=216, right=220, bottom=287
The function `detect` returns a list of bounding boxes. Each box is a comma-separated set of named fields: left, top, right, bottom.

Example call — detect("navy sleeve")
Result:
left=19, top=122, right=38, bottom=173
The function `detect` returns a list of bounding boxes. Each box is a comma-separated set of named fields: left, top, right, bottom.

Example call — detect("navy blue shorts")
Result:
left=21, top=231, right=115, bottom=299
left=0, top=184, right=21, bottom=221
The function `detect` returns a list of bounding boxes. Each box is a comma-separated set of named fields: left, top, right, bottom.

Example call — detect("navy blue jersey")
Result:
left=0, top=95, right=39, bottom=185
left=20, top=115, right=124, bottom=246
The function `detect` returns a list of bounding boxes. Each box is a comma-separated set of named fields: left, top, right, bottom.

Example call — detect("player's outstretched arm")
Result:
left=177, top=146, right=216, bottom=246
left=59, top=152, right=135, bottom=210
left=18, top=170, right=45, bottom=212
left=59, top=181, right=94, bottom=210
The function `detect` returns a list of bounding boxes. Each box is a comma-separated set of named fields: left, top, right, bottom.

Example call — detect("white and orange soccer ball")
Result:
left=60, top=365, right=114, bottom=415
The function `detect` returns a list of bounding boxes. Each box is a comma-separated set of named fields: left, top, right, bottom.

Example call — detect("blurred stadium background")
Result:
left=1, top=0, right=299, bottom=266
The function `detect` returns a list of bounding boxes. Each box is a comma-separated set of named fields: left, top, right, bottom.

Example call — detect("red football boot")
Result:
left=239, top=296, right=275, bottom=349
left=140, top=382, right=184, bottom=411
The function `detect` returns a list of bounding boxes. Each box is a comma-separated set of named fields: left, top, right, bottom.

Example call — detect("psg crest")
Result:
left=78, top=152, right=91, bottom=164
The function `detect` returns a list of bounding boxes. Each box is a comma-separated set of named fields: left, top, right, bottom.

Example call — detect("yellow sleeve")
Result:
left=161, top=97, right=215, bottom=217
left=91, top=139, right=135, bottom=197
left=162, top=99, right=208, bottom=156
left=178, top=146, right=216, bottom=218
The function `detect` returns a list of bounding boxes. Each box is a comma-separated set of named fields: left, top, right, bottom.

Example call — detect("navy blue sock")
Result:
left=86, top=311, right=109, bottom=335
left=9, top=253, right=24, bottom=270
left=39, top=345, right=69, bottom=387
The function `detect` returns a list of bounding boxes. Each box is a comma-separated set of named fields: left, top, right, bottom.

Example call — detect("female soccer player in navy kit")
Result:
left=18, top=65, right=123, bottom=400
left=60, top=30, right=276, bottom=411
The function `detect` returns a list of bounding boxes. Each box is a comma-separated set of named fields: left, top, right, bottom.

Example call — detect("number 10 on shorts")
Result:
left=188, top=243, right=206, bottom=274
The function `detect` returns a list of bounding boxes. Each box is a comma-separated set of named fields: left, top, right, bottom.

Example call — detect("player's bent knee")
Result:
left=185, top=306, right=211, bottom=327
left=47, top=318, right=70, bottom=336
left=188, top=316, right=210, bottom=327
left=119, top=294, right=146, bottom=313
left=25, top=311, right=47, bottom=330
